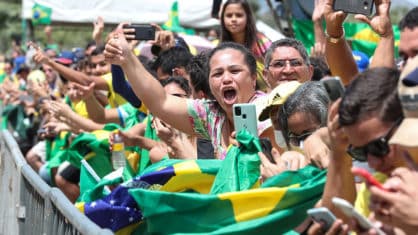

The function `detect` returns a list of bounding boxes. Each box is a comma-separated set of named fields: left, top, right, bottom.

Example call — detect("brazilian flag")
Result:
left=162, top=1, right=194, bottom=35
left=76, top=131, right=326, bottom=234
left=32, top=3, right=52, bottom=25
left=292, top=19, right=401, bottom=58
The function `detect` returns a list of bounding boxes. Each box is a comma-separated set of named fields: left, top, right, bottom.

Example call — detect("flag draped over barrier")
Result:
left=76, top=130, right=327, bottom=234
left=292, top=19, right=400, bottom=57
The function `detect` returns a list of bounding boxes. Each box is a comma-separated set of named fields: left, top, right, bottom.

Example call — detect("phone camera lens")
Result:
left=363, top=1, right=369, bottom=9
left=235, top=106, right=241, bottom=116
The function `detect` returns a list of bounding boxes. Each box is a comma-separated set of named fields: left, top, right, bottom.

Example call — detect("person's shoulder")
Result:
left=256, top=32, right=271, bottom=43
left=101, top=72, right=112, bottom=81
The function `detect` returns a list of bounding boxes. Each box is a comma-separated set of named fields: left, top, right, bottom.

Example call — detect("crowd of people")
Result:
left=1, top=0, right=418, bottom=233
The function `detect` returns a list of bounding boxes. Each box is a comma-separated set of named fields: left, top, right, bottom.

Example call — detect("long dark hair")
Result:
left=220, top=0, right=257, bottom=51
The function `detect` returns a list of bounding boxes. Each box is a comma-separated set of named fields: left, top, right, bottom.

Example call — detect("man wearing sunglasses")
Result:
left=318, top=67, right=406, bottom=228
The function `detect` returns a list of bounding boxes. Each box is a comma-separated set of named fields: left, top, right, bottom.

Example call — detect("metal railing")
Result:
left=0, top=130, right=113, bottom=235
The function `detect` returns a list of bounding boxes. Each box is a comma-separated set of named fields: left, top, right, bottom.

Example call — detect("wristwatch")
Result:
left=325, top=29, right=345, bottom=44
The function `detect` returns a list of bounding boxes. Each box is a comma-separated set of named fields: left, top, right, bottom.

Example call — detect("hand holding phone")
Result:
left=259, top=138, right=275, bottom=163
left=123, top=24, right=156, bottom=41
left=233, top=103, right=258, bottom=137
left=351, top=167, right=387, bottom=191
left=332, top=197, right=385, bottom=235
left=307, top=207, right=337, bottom=232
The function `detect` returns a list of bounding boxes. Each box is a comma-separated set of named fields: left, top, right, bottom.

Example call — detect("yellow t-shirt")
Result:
left=72, top=100, right=89, bottom=118
left=354, top=172, right=388, bottom=217
left=102, top=73, right=127, bottom=108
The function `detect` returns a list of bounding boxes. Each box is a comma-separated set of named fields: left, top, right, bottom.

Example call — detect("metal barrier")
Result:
left=0, top=130, right=114, bottom=235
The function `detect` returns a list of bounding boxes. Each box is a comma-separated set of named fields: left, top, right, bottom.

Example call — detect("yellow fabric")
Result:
left=160, top=161, right=216, bottom=194
left=138, top=102, right=148, bottom=114
left=72, top=100, right=89, bottom=118
left=126, top=151, right=140, bottom=173
left=115, top=222, right=142, bottom=235
left=218, top=185, right=298, bottom=222
left=102, top=73, right=127, bottom=108
left=354, top=172, right=387, bottom=217
left=75, top=202, right=85, bottom=213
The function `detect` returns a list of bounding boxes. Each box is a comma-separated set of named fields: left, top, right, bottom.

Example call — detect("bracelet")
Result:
left=325, top=29, right=345, bottom=44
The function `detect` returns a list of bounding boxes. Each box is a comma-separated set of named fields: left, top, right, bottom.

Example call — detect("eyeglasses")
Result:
left=268, top=59, right=304, bottom=69
left=288, top=131, right=314, bottom=147
left=346, top=118, right=402, bottom=162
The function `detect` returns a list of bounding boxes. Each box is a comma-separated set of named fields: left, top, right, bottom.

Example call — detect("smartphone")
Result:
left=259, top=138, right=275, bottom=163
left=332, top=197, right=384, bottom=234
left=211, top=0, right=222, bottom=19
left=123, top=24, right=156, bottom=41
left=333, top=0, right=374, bottom=16
left=351, top=167, right=387, bottom=191
left=307, top=207, right=337, bottom=232
left=233, top=103, right=258, bottom=137
left=320, top=76, right=345, bottom=101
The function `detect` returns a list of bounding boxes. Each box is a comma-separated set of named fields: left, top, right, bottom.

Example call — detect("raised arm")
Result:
left=31, top=42, right=109, bottom=90
left=48, top=100, right=105, bottom=132
left=355, top=0, right=395, bottom=68
left=311, top=0, right=327, bottom=58
left=323, top=0, right=358, bottom=85
left=74, top=82, right=121, bottom=124
left=104, top=26, right=194, bottom=135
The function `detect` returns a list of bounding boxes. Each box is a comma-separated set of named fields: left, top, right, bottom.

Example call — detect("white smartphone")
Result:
left=332, top=197, right=384, bottom=235
left=233, top=103, right=258, bottom=137
left=307, top=207, right=336, bottom=232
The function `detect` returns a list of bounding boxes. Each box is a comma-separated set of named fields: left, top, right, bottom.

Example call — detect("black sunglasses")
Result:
left=288, top=131, right=314, bottom=147
left=346, top=118, right=402, bottom=162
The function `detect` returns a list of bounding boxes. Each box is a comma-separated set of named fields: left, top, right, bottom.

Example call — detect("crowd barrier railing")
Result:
left=0, top=130, right=114, bottom=235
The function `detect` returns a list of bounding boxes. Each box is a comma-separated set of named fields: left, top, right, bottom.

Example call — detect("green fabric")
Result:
left=2, top=104, right=28, bottom=139
left=210, top=129, right=261, bottom=194
left=130, top=165, right=326, bottom=235
left=292, top=19, right=401, bottom=58
left=32, top=3, right=52, bottom=25
left=162, top=1, right=195, bottom=35
left=138, top=115, right=161, bottom=174
left=78, top=163, right=123, bottom=202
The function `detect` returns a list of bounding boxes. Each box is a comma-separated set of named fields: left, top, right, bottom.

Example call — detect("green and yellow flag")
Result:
left=32, top=3, right=52, bottom=25
left=162, top=1, right=195, bottom=35
left=292, top=19, right=401, bottom=58
left=76, top=130, right=327, bottom=234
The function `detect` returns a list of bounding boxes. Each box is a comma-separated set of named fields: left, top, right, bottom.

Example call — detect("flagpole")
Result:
left=81, top=159, right=111, bottom=193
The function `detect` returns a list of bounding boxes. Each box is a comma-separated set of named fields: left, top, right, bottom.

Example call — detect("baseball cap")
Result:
left=389, top=55, right=418, bottom=147
left=352, top=50, right=369, bottom=72
left=258, top=81, right=301, bottom=121
left=55, top=50, right=75, bottom=65
left=27, top=69, right=46, bottom=83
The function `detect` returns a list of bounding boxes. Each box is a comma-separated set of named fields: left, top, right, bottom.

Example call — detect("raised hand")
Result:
left=72, top=82, right=95, bottom=100
left=29, top=41, right=51, bottom=65
left=323, top=0, right=348, bottom=37
left=92, top=16, right=105, bottom=42
left=354, top=0, right=392, bottom=37
left=104, top=24, right=132, bottom=66
left=259, top=148, right=284, bottom=180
